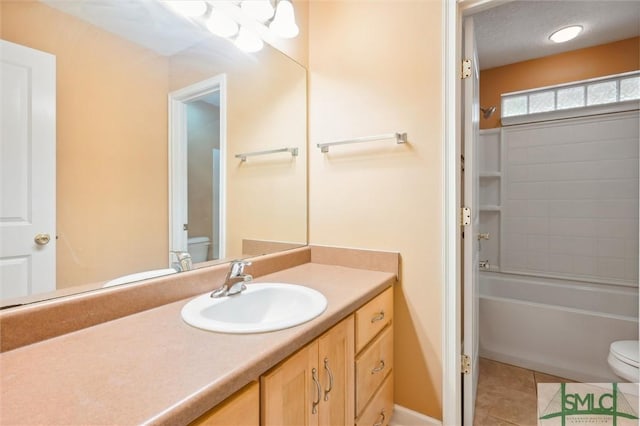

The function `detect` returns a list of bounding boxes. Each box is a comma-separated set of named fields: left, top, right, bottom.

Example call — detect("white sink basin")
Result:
left=181, top=283, right=327, bottom=334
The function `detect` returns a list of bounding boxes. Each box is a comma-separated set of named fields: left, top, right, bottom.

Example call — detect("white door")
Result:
left=462, top=17, right=480, bottom=426
left=0, top=40, right=56, bottom=301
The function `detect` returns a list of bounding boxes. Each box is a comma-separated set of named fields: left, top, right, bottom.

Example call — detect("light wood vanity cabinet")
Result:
left=190, top=382, right=259, bottom=426
left=193, top=287, right=393, bottom=426
left=262, top=316, right=355, bottom=426
left=354, top=287, right=394, bottom=426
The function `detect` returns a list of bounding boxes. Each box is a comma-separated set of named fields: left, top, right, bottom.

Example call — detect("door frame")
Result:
left=168, top=74, right=227, bottom=264
left=442, top=1, right=507, bottom=425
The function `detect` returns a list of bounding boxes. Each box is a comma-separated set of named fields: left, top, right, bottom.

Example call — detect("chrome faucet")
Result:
left=171, top=251, right=192, bottom=272
left=210, top=260, right=253, bottom=298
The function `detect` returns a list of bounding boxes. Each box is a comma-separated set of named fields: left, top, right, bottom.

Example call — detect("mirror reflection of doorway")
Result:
left=169, top=74, right=226, bottom=267
left=186, top=94, right=221, bottom=262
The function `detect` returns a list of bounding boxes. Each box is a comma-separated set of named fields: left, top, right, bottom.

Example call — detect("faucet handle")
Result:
left=230, top=260, right=252, bottom=276
left=171, top=251, right=192, bottom=271
left=171, top=250, right=191, bottom=260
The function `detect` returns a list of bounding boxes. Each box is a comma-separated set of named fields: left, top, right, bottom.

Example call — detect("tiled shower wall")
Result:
left=500, top=111, right=639, bottom=285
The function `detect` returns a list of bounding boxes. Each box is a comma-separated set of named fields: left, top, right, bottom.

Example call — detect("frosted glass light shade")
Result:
left=165, top=1, right=207, bottom=17
left=269, top=0, right=299, bottom=39
left=206, top=10, right=239, bottom=38
left=235, top=26, right=264, bottom=52
left=241, top=0, right=275, bottom=22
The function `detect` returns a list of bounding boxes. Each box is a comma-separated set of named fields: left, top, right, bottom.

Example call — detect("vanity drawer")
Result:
left=355, top=325, right=393, bottom=415
left=355, top=287, right=393, bottom=352
left=355, top=372, right=393, bottom=426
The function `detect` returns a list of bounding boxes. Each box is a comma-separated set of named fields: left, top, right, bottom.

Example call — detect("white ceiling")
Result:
left=41, top=0, right=223, bottom=56
left=474, top=0, right=640, bottom=70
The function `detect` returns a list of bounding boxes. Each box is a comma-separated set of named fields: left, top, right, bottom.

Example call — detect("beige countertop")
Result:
left=0, top=262, right=395, bottom=425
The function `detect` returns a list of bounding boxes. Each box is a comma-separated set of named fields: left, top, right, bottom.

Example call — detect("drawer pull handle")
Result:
left=371, top=360, right=386, bottom=374
left=312, top=368, right=321, bottom=414
left=371, top=311, right=385, bottom=323
left=373, top=409, right=386, bottom=426
left=323, top=357, right=334, bottom=401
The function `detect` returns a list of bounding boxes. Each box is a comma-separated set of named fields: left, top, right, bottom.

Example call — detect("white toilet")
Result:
left=608, top=340, right=639, bottom=382
left=187, top=236, right=211, bottom=263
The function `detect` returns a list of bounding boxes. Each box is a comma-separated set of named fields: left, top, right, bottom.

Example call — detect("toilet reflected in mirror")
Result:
left=188, top=237, right=211, bottom=264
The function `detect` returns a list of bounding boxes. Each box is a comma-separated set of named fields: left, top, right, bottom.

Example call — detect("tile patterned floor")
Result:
left=474, top=358, right=575, bottom=426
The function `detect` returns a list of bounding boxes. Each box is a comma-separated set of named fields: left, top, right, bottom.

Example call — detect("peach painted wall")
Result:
left=480, top=37, right=640, bottom=129
left=308, top=1, right=443, bottom=418
left=2, top=1, right=170, bottom=288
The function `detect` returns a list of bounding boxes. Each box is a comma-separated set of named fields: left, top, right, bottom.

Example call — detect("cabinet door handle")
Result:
left=323, top=357, right=334, bottom=401
left=371, top=311, right=385, bottom=323
left=311, top=368, right=321, bottom=414
left=371, top=360, right=385, bottom=374
left=373, top=409, right=386, bottom=426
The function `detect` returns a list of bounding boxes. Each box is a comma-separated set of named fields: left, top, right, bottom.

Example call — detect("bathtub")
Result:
left=479, top=271, right=639, bottom=382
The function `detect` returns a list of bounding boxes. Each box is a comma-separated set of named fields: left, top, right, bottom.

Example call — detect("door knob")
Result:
left=34, top=233, right=51, bottom=245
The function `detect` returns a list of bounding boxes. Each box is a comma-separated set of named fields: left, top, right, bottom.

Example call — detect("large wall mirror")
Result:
left=0, top=0, right=307, bottom=308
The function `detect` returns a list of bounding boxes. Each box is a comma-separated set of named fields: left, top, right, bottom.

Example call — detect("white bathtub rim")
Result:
left=480, top=270, right=639, bottom=295
left=479, top=294, right=639, bottom=322
left=479, top=271, right=639, bottom=317
left=489, top=268, right=638, bottom=288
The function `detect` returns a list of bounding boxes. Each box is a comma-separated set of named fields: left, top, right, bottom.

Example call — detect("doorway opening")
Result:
left=452, top=2, right=640, bottom=425
left=169, top=74, right=227, bottom=267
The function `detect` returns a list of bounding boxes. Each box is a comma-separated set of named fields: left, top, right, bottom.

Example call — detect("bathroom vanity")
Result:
left=0, top=246, right=397, bottom=425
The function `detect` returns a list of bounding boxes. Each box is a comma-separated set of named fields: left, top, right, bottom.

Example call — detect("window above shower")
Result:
left=501, top=71, right=640, bottom=125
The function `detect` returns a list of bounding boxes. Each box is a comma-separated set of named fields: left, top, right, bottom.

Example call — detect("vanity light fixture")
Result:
left=269, top=0, right=299, bottom=39
left=235, top=26, right=264, bottom=53
left=240, top=0, right=275, bottom=23
left=206, top=9, right=239, bottom=38
left=549, top=25, right=583, bottom=43
left=163, top=0, right=299, bottom=53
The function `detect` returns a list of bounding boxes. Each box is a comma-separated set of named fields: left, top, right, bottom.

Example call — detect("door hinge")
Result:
left=461, top=207, right=471, bottom=226
left=461, top=59, right=472, bottom=79
left=461, top=354, right=471, bottom=375
left=183, top=223, right=188, bottom=231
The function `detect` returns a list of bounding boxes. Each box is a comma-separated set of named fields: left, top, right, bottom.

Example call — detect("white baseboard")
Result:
left=390, top=404, right=442, bottom=426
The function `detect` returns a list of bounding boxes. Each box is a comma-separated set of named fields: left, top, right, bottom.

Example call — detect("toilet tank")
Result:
left=187, top=236, right=211, bottom=263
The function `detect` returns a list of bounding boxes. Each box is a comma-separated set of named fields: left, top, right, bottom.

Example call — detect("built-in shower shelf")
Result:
left=480, top=205, right=501, bottom=212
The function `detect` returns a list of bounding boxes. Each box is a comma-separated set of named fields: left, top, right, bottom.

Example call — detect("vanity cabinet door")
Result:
left=190, top=382, right=259, bottom=425
left=261, top=316, right=355, bottom=426
left=318, top=316, right=355, bottom=426
left=262, top=340, right=320, bottom=426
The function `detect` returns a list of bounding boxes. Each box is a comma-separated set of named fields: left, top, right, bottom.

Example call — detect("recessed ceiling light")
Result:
left=549, top=25, right=583, bottom=43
